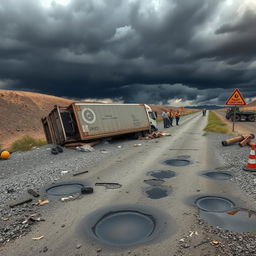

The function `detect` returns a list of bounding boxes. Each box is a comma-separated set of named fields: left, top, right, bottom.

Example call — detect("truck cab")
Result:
left=144, top=104, right=158, bottom=131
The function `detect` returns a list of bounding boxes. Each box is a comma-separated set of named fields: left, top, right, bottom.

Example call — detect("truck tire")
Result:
left=231, top=115, right=241, bottom=122
left=248, top=115, right=256, bottom=122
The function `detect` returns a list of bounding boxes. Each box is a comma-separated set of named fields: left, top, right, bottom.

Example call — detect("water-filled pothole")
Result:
left=147, top=170, right=176, bottom=179
left=95, top=183, right=122, bottom=189
left=83, top=205, right=173, bottom=247
left=145, top=186, right=170, bottom=199
left=195, top=196, right=235, bottom=212
left=45, top=182, right=85, bottom=199
left=93, top=210, right=155, bottom=246
left=200, top=208, right=256, bottom=232
left=202, top=171, right=233, bottom=181
left=164, top=159, right=191, bottom=166
left=144, top=179, right=165, bottom=186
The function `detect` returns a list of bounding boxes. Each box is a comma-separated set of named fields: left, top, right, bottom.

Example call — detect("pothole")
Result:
left=200, top=208, right=256, bottom=232
left=144, top=179, right=165, bottom=186
left=95, top=183, right=122, bottom=189
left=45, top=182, right=85, bottom=199
left=92, top=210, right=155, bottom=246
left=147, top=170, right=176, bottom=179
left=202, top=171, right=233, bottom=181
left=164, top=159, right=191, bottom=166
left=145, top=186, right=170, bottom=199
left=195, top=196, right=235, bottom=212
left=82, top=205, right=174, bottom=247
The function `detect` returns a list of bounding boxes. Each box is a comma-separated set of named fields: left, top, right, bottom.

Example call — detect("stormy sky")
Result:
left=0, top=0, right=256, bottom=106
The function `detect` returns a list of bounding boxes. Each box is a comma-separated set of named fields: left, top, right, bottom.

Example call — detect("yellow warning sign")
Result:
left=225, top=88, right=246, bottom=105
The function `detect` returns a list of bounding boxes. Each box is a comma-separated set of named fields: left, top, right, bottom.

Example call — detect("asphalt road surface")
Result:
left=0, top=112, right=254, bottom=256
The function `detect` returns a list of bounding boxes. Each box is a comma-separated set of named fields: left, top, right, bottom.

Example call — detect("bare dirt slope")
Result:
left=0, top=90, right=73, bottom=149
left=0, top=90, right=195, bottom=149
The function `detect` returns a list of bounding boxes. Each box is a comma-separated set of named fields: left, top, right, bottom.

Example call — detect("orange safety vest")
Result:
left=168, top=112, right=174, bottom=117
left=175, top=112, right=180, bottom=117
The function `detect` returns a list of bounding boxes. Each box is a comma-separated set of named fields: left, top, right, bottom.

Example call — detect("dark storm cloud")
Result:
left=0, top=0, right=256, bottom=105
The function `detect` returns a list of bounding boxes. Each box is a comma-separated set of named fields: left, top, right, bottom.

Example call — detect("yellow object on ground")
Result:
left=1, top=150, right=10, bottom=160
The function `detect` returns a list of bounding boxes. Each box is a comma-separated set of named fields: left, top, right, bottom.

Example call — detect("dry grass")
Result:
left=11, top=136, right=47, bottom=152
left=204, top=111, right=229, bottom=134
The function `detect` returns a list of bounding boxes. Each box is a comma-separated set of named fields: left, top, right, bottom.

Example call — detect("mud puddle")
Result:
left=201, top=171, right=233, bottom=181
left=164, top=159, right=191, bottom=166
left=82, top=204, right=175, bottom=247
left=45, top=182, right=86, bottom=199
left=200, top=208, right=256, bottom=232
left=144, top=186, right=170, bottom=199
left=195, top=196, right=235, bottom=212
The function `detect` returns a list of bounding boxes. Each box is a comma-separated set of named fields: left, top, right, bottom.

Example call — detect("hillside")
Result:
left=0, top=90, right=196, bottom=149
left=0, top=90, right=73, bottom=149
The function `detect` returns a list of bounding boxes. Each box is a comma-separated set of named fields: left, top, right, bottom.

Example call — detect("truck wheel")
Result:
left=248, top=115, right=256, bottom=122
left=231, top=115, right=240, bottom=122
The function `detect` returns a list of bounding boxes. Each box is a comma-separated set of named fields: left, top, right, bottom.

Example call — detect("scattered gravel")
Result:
left=197, top=132, right=256, bottom=256
left=0, top=139, right=138, bottom=244
left=209, top=132, right=256, bottom=200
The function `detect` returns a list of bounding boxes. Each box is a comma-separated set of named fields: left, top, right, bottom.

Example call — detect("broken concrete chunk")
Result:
left=9, top=198, right=33, bottom=208
left=32, top=236, right=44, bottom=241
left=27, top=189, right=40, bottom=197
left=34, top=200, right=49, bottom=206
left=76, top=145, right=95, bottom=152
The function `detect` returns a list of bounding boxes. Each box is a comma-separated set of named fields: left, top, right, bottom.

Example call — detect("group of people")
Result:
left=161, top=110, right=181, bottom=128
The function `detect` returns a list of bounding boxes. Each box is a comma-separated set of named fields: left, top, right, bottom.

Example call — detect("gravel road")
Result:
left=1, top=112, right=256, bottom=256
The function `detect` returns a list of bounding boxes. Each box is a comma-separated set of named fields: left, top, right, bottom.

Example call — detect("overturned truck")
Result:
left=42, top=103, right=158, bottom=145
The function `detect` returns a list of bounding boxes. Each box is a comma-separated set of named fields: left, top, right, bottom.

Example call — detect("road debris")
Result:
left=22, top=214, right=45, bottom=224
left=133, top=143, right=142, bottom=147
left=1, top=218, right=9, bottom=221
left=95, top=182, right=122, bottom=189
left=76, top=244, right=82, bottom=249
left=76, top=145, right=95, bottom=152
left=60, top=196, right=74, bottom=202
left=27, top=189, right=40, bottom=197
left=222, top=134, right=254, bottom=146
left=239, top=134, right=255, bottom=147
left=34, top=200, right=49, bottom=206
left=60, top=170, right=69, bottom=175
left=72, top=170, right=88, bottom=176
left=32, top=235, right=44, bottom=241
left=100, top=149, right=109, bottom=153
left=139, top=131, right=171, bottom=140
left=9, top=198, right=33, bottom=208
left=210, top=240, right=221, bottom=246
left=0, top=150, right=10, bottom=160
left=81, top=187, right=94, bottom=194
left=193, top=240, right=210, bottom=248
left=189, top=231, right=198, bottom=237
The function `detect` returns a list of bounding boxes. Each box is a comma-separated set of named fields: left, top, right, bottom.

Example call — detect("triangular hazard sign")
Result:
left=225, top=88, right=246, bottom=105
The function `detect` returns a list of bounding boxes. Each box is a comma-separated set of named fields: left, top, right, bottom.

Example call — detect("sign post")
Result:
left=225, top=88, right=246, bottom=132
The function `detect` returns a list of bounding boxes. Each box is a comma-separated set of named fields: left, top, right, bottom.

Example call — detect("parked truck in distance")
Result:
left=42, top=103, right=158, bottom=145
left=226, top=107, right=256, bottom=122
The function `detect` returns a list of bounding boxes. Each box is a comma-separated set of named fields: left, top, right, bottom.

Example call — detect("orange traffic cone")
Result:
left=243, top=143, right=256, bottom=171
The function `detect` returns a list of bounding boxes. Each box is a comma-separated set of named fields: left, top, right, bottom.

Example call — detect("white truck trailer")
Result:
left=42, top=103, right=157, bottom=145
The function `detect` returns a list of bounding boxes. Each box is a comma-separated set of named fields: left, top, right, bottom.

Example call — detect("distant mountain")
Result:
left=188, top=105, right=224, bottom=110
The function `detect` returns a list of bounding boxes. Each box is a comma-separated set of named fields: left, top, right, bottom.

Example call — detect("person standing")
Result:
left=161, top=111, right=170, bottom=128
left=168, top=110, right=174, bottom=126
left=175, top=110, right=181, bottom=126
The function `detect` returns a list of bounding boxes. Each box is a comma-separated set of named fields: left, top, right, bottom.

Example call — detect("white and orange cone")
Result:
left=243, top=143, right=256, bottom=172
